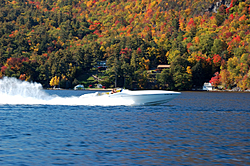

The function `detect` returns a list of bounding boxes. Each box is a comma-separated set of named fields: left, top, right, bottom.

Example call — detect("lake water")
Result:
left=0, top=77, right=250, bottom=165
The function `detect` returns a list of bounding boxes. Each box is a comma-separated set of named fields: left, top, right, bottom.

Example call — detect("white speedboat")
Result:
left=96, top=89, right=181, bottom=105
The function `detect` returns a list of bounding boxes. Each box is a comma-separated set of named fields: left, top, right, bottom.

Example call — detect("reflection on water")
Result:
left=0, top=91, right=249, bottom=165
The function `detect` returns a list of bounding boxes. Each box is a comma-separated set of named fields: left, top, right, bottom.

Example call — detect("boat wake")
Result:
left=0, top=77, right=134, bottom=106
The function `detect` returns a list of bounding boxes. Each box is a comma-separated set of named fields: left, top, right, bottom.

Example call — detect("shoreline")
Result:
left=205, top=90, right=250, bottom=93
left=46, top=88, right=112, bottom=91
left=45, top=88, right=250, bottom=93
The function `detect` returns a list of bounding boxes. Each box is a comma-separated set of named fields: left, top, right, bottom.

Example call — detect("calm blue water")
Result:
left=0, top=85, right=250, bottom=165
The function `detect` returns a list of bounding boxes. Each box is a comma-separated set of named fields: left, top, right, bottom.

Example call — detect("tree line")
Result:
left=0, top=0, right=249, bottom=90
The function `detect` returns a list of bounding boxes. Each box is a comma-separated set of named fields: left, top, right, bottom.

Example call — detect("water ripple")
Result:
left=0, top=91, right=249, bottom=165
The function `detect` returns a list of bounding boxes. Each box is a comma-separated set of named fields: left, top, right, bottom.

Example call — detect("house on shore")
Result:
left=202, top=82, right=214, bottom=91
left=97, top=61, right=107, bottom=70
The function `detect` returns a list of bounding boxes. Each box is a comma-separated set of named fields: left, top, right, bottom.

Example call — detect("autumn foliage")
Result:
left=0, top=0, right=249, bottom=90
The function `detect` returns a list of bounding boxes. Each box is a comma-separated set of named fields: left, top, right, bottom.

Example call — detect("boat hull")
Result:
left=107, top=90, right=181, bottom=105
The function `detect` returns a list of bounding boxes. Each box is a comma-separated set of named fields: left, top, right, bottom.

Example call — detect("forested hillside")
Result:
left=0, top=0, right=249, bottom=90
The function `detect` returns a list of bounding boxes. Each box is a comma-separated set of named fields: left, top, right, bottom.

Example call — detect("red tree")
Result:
left=209, top=72, right=221, bottom=87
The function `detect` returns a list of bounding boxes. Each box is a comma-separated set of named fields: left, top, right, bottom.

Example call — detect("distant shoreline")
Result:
left=46, top=88, right=112, bottom=91
left=45, top=88, right=250, bottom=93
left=185, top=90, right=250, bottom=93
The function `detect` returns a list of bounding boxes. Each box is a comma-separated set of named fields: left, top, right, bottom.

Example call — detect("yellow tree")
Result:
left=238, top=73, right=250, bottom=90
left=49, top=76, right=60, bottom=88
left=220, top=69, right=231, bottom=89
left=227, top=57, right=241, bottom=87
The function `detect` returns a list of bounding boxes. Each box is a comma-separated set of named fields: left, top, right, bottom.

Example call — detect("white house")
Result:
left=202, top=82, right=214, bottom=91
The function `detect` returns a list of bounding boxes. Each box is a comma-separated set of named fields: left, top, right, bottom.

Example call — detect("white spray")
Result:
left=0, top=77, right=134, bottom=106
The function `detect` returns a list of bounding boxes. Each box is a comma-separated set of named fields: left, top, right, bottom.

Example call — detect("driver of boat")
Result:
left=111, top=88, right=116, bottom=94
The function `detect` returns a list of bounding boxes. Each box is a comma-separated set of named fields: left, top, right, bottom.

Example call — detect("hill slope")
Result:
left=0, top=0, right=249, bottom=90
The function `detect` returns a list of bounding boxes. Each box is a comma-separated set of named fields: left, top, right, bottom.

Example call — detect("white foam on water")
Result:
left=0, top=77, right=134, bottom=106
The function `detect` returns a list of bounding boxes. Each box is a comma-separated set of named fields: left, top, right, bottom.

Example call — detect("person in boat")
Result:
left=111, top=88, right=116, bottom=94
